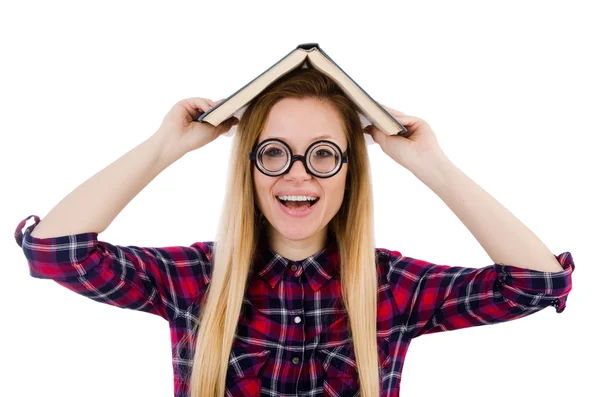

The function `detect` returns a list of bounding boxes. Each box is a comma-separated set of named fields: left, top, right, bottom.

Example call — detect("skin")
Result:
left=367, top=106, right=564, bottom=273
left=253, top=97, right=348, bottom=261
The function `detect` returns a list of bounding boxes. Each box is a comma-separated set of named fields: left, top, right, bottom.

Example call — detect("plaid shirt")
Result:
left=15, top=215, right=575, bottom=397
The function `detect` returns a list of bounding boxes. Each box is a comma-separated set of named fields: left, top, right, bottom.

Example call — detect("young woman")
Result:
left=14, top=68, right=575, bottom=397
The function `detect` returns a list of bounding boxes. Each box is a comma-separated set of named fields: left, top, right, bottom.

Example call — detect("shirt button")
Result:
left=294, top=316, right=302, bottom=324
left=290, top=264, right=298, bottom=271
left=292, top=357, right=300, bottom=364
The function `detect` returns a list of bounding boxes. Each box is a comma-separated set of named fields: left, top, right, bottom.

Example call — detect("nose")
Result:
left=284, top=157, right=311, bottom=181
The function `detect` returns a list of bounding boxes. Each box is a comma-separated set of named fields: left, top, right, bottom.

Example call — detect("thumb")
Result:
left=215, top=116, right=238, bottom=135
left=364, top=125, right=386, bottom=146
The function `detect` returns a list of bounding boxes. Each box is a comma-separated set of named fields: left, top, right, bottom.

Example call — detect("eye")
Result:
left=264, top=148, right=284, bottom=157
left=315, top=149, right=334, bottom=157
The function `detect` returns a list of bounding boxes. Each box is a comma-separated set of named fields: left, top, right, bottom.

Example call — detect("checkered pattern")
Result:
left=15, top=214, right=575, bottom=396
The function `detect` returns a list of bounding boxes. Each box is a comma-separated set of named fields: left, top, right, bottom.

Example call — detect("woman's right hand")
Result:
left=153, top=97, right=238, bottom=160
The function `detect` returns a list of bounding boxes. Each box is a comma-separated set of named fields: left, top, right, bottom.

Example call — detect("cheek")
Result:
left=253, top=170, right=272, bottom=206
left=324, top=175, right=347, bottom=204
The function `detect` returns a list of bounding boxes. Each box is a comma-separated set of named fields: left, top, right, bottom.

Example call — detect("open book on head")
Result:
left=197, top=43, right=408, bottom=145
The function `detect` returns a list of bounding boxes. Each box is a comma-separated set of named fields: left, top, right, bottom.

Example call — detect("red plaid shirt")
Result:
left=15, top=215, right=575, bottom=397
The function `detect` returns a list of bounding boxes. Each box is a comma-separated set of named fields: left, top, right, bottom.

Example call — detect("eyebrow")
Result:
left=263, top=135, right=338, bottom=143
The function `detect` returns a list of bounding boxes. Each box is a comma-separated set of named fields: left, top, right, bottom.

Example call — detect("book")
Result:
left=197, top=43, right=408, bottom=145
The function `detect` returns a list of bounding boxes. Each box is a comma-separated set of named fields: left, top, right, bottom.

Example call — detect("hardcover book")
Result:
left=198, top=43, right=408, bottom=144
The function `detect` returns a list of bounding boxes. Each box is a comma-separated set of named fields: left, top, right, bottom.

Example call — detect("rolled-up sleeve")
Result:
left=384, top=248, right=575, bottom=338
left=14, top=215, right=214, bottom=322
left=493, top=252, right=574, bottom=314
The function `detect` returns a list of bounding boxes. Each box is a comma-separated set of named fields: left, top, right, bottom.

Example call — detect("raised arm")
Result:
left=366, top=105, right=575, bottom=337
left=15, top=97, right=238, bottom=321
left=29, top=97, right=235, bottom=238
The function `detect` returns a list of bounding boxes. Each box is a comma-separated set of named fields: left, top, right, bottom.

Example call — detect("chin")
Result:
left=275, top=225, right=320, bottom=241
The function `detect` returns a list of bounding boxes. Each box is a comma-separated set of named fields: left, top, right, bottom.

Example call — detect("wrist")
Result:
left=410, top=154, right=456, bottom=187
left=149, top=129, right=184, bottom=167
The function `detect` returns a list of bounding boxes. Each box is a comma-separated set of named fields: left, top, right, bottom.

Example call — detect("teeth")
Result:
left=277, top=195, right=318, bottom=201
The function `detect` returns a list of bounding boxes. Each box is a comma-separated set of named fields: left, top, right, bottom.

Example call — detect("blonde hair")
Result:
left=182, top=68, right=379, bottom=396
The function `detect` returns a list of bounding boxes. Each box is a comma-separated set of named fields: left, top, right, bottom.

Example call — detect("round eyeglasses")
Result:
left=249, top=138, right=349, bottom=178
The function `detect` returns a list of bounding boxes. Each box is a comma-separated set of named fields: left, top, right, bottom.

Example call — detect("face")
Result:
left=252, top=97, right=348, bottom=247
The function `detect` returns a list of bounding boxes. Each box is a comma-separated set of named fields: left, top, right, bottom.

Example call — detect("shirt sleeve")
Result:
left=14, top=215, right=214, bottom=322
left=383, top=248, right=575, bottom=339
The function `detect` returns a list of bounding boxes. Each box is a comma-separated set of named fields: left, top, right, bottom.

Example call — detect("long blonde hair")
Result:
left=183, top=67, right=379, bottom=396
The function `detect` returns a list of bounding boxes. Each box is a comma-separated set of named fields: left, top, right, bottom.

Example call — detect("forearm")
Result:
left=30, top=133, right=180, bottom=238
left=410, top=156, right=564, bottom=272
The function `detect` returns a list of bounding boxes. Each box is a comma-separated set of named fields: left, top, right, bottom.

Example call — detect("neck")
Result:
left=265, top=225, right=329, bottom=261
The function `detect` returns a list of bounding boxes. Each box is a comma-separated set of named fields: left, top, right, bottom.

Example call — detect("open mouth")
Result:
left=277, top=197, right=320, bottom=209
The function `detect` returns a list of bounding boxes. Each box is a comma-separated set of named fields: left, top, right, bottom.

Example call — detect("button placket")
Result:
left=498, top=272, right=507, bottom=285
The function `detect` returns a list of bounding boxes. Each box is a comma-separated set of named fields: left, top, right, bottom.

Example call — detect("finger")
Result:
left=379, top=103, right=406, bottom=117
left=396, top=114, right=425, bottom=127
left=181, top=97, right=213, bottom=111
left=180, top=97, right=213, bottom=120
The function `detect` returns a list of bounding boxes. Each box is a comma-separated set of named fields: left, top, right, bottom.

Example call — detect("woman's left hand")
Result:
left=364, top=104, right=450, bottom=173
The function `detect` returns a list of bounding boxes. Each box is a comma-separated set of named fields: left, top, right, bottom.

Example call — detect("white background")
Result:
left=1, top=1, right=596, bottom=396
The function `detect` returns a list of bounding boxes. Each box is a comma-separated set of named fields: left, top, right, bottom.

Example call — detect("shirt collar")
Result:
left=252, top=230, right=339, bottom=292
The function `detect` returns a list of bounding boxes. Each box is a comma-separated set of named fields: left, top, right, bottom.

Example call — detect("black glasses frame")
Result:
left=249, top=138, right=349, bottom=179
